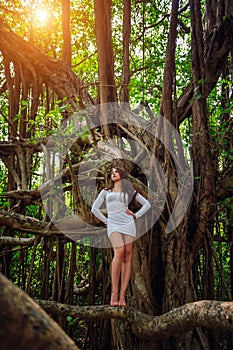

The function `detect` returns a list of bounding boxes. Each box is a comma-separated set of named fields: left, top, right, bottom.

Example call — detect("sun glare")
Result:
left=34, top=8, right=49, bottom=26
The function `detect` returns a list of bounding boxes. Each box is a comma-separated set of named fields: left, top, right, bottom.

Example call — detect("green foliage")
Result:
left=26, top=204, right=40, bottom=218
left=207, top=78, right=233, bottom=170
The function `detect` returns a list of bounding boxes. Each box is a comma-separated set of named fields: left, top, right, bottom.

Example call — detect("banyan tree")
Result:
left=0, top=1, right=233, bottom=349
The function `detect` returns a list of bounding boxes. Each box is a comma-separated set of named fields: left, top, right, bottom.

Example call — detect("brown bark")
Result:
left=37, top=298, right=233, bottom=339
left=0, top=273, right=79, bottom=350
left=157, top=1, right=194, bottom=322
left=190, top=0, right=215, bottom=254
left=159, top=0, right=179, bottom=124
left=0, top=209, right=106, bottom=239
left=94, top=0, right=117, bottom=137
left=62, top=0, right=72, bottom=68
left=0, top=210, right=48, bottom=235
left=120, top=0, right=131, bottom=103
left=94, top=0, right=117, bottom=104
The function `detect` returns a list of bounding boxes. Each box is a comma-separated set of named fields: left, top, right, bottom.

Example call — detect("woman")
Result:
left=91, top=167, right=151, bottom=306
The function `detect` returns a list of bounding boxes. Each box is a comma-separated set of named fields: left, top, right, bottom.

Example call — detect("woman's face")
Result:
left=111, top=168, right=122, bottom=182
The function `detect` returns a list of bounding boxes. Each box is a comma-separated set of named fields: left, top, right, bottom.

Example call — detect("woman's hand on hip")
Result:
left=125, top=209, right=136, bottom=219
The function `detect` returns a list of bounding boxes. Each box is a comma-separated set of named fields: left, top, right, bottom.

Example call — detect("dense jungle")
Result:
left=0, top=0, right=233, bottom=349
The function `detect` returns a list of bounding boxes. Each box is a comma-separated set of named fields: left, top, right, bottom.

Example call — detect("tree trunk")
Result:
left=0, top=273, right=79, bottom=350
left=94, top=0, right=117, bottom=137
left=120, top=0, right=131, bottom=103
left=62, top=0, right=72, bottom=68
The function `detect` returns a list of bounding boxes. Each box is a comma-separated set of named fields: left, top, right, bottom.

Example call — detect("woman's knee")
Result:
left=114, top=246, right=125, bottom=259
left=123, top=246, right=132, bottom=262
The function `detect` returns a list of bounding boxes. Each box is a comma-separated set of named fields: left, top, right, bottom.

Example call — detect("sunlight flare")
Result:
left=34, top=7, right=49, bottom=26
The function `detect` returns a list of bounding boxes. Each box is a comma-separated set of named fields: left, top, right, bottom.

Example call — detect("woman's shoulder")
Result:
left=103, top=187, right=112, bottom=192
left=99, top=188, right=111, bottom=195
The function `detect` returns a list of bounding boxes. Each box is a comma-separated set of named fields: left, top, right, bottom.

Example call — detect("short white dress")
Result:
left=91, top=189, right=151, bottom=237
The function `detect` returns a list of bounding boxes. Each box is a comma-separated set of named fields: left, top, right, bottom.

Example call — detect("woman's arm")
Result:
left=91, top=189, right=108, bottom=224
left=134, top=193, right=151, bottom=219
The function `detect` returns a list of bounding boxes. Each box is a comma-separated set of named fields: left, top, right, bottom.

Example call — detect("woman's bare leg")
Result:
left=119, top=235, right=133, bottom=306
left=109, top=232, right=125, bottom=306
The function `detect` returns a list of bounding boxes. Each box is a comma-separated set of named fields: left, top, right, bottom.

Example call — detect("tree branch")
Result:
left=0, top=236, right=36, bottom=247
left=0, top=210, right=49, bottom=234
left=0, top=209, right=106, bottom=242
left=0, top=18, right=86, bottom=109
left=36, top=299, right=233, bottom=339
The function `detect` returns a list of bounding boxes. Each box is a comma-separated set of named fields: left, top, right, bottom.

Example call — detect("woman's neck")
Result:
left=113, top=180, right=122, bottom=192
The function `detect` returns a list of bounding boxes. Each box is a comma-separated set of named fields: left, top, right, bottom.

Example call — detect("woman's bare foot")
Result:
left=110, top=292, right=119, bottom=307
left=118, top=296, right=126, bottom=306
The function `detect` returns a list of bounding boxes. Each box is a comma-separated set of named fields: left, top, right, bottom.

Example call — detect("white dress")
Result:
left=91, top=189, right=151, bottom=237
